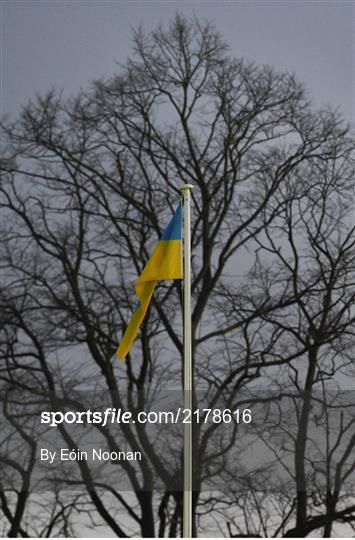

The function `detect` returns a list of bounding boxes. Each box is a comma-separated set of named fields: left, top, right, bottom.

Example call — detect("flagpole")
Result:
left=181, top=184, right=193, bottom=538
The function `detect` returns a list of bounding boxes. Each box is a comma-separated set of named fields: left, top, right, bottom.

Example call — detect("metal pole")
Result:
left=181, top=184, right=193, bottom=538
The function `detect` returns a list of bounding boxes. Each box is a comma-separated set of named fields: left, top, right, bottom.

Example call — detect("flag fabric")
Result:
left=116, top=203, right=183, bottom=360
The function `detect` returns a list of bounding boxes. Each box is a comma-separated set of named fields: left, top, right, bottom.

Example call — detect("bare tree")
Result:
left=1, top=14, right=354, bottom=537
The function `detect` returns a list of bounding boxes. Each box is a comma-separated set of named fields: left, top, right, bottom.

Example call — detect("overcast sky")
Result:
left=1, top=0, right=354, bottom=122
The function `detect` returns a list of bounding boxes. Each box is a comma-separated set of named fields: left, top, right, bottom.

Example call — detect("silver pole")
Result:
left=181, top=184, right=193, bottom=538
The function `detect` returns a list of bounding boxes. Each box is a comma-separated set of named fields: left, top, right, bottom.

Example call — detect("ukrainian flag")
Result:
left=116, top=203, right=182, bottom=360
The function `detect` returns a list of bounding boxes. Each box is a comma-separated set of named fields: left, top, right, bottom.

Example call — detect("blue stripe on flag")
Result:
left=160, top=203, right=182, bottom=240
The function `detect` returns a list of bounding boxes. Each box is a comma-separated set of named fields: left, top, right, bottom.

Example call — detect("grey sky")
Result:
left=1, top=0, right=354, bottom=122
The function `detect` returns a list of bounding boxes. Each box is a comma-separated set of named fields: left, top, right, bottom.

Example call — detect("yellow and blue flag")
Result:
left=116, top=203, right=182, bottom=360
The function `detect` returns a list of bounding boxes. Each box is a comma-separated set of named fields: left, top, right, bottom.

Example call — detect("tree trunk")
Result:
left=294, top=346, right=318, bottom=536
